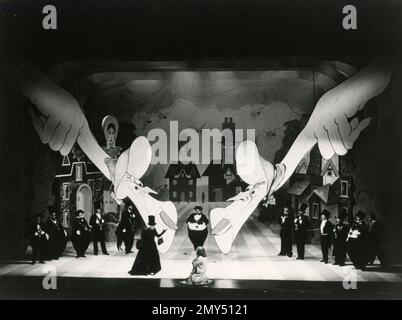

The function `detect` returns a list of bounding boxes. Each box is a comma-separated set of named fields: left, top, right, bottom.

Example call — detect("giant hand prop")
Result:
left=12, top=62, right=178, bottom=253
left=211, top=58, right=396, bottom=254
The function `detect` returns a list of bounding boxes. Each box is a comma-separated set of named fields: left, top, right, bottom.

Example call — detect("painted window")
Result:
left=61, top=209, right=70, bottom=228
left=341, top=180, right=349, bottom=197
left=188, top=179, right=194, bottom=185
left=62, top=183, right=70, bottom=200
left=172, top=191, right=177, bottom=199
left=62, top=156, right=70, bottom=166
left=312, top=202, right=320, bottom=218
left=75, top=163, right=83, bottom=182
left=172, top=179, right=178, bottom=185
left=189, top=191, right=193, bottom=198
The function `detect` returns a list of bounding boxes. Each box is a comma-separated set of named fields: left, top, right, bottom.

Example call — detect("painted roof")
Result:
left=287, top=179, right=311, bottom=196
left=202, top=162, right=236, bottom=177
left=307, top=183, right=338, bottom=205
left=164, top=162, right=201, bottom=178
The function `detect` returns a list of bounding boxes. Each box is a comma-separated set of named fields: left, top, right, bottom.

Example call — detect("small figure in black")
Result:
left=294, top=203, right=309, bottom=260
left=332, top=213, right=349, bottom=266
left=129, top=216, right=166, bottom=276
left=368, top=213, right=387, bottom=268
left=26, top=215, right=49, bottom=264
left=187, top=206, right=209, bottom=250
left=347, top=211, right=370, bottom=270
left=116, top=203, right=137, bottom=254
left=44, top=205, right=67, bottom=260
left=90, top=207, right=109, bottom=256
left=319, top=209, right=333, bottom=264
left=278, top=205, right=293, bottom=257
left=71, top=210, right=91, bottom=258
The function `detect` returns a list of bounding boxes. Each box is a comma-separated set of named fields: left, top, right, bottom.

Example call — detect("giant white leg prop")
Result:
left=210, top=141, right=270, bottom=254
left=210, top=59, right=396, bottom=254
left=111, top=137, right=178, bottom=253
left=13, top=63, right=178, bottom=253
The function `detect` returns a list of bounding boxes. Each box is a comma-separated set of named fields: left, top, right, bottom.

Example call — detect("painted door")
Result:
left=76, top=184, right=93, bottom=222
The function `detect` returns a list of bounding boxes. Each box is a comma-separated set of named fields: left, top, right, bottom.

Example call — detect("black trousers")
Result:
left=188, top=229, right=208, bottom=250
left=47, top=233, right=65, bottom=259
left=93, top=231, right=107, bottom=254
left=333, top=240, right=347, bottom=265
left=280, top=230, right=293, bottom=256
left=295, top=232, right=306, bottom=259
left=122, top=231, right=135, bottom=253
left=347, top=241, right=369, bottom=270
left=31, top=238, right=45, bottom=263
left=320, top=236, right=330, bottom=262
left=72, top=233, right=90, bottom=257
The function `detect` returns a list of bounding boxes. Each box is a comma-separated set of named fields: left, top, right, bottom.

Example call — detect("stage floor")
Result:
left=1, top=203, right=402, bottom=285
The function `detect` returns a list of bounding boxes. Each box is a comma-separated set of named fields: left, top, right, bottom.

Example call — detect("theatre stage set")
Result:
left=1, top=1, right=402, bottom=300
left=1, top=203, right=402, bottom=299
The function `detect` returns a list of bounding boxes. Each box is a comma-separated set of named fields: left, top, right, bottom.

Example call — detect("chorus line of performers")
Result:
left=25, top=203, right=209, bottom=271
left=279, top=203, right=387, bottom=270
left=26, top=202, right=386, bottom=273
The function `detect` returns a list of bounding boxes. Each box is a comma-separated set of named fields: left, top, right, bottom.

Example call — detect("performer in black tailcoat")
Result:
left=347, top=211, right=370, bottom=270
left=129, top=216, right=166, bottom=276
left=368, top=214, right=387, bottom=268
left=26, top=215, right=49, bottom=264
left=187, top=206, right=209, bottom=250
left=294, top=203, right=309, bottom=260
left=116, top=203, right=137, bottom=254
left=319, top=209, right=333, bottom=264
left=278, top=205, right=293, bottom=257
left=71, top=210, right=91, bottom=258
left=333, top=213, right=349, bottom=266
left=44, top=205, right=67, bottom=260
left=90, top=207, right=109, bottom=255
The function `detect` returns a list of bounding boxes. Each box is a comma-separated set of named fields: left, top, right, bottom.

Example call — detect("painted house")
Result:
left=203, top=117, right=246, bottom=201
left=287, top=145, right=355, bottom=221
left=54, top=144, right=103, bottom=224
left=165, top=162, right=200, bottom=202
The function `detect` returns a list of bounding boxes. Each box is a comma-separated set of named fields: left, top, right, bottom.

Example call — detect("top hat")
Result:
left=322, top=209, right=330, bottom=218
left=299, top=203, right=308, bottom=212
left=356, top=211, right=366, bottom=220
left=194, top=206, right=203, bottom=211
left=148, top=215, right=157, bottom=226
left=75, top=209, right=84, bottom=216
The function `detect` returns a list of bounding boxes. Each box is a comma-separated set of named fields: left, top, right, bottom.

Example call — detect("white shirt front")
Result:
left=320, top=220, right=326, bottom=234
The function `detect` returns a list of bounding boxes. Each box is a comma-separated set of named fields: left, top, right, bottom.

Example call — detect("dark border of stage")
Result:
left=1, top=275, right=402, bottom=299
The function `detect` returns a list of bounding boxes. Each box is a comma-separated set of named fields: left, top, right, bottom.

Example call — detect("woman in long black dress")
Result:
left=129, top=216, right=166, bottom=276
